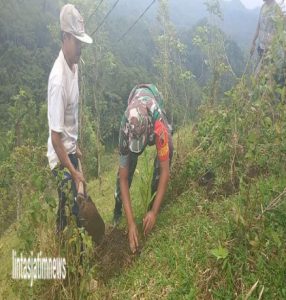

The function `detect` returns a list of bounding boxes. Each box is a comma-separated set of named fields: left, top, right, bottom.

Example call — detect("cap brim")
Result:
left=129, top=135, right=146, bottom=154
left=73, top=33, right=93, bottom=44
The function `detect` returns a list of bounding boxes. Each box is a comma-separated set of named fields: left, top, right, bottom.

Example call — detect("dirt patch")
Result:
left=220, top=176, right=240, bottom=197
left=94, top=226, right=140, bottom=282
left=243, top=165, right=269, bottom=184
left=198, top=169, right=215, bottom=194
left=246, top=165, right=261, bottom=179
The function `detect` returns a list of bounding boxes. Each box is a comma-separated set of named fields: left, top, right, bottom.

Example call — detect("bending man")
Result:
left=113, top=84, right=173, bottom=253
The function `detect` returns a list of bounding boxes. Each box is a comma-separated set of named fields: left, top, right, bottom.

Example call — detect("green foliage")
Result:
left=8, top=157, right=97, bottom=299
left=2, top=0, right=286, bottom=299
left=0, top=145, right=50, bottom=236
left=154, top=0, right=201, bottom=126
left=171, top=51, right=286, bottom=298
left=7, top=89, right=48, bottom=148
left=192, top=1, right=239, bottom=105
left=204, top=0, right=223, bottom=20
left=137, top=150, right=156, bottom=216
left=90, top=76, right=286, bottom=298
left=0, top=0, right=58, bottom=132
left=80, top=106, right=100, bottom=179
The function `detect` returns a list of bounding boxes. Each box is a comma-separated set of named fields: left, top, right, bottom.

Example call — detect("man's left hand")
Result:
left=143, top=210, right=157, bottom=236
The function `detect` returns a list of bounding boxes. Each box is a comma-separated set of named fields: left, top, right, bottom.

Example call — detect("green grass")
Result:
left=1, top=126, right=286, bottom=299
left=93, top=180, right=286, bottom=299
left=0, top=224, right=21, bottom=299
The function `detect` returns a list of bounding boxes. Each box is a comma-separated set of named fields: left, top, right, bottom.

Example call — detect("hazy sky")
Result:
left=239, top=0, right=285, bottom=10
left=240, top=0, right=263, bottom=9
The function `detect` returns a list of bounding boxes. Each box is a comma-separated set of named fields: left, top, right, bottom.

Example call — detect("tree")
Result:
left=154, top=0, right=200, bottom=126
left=192, top=0, right=240, bottom=105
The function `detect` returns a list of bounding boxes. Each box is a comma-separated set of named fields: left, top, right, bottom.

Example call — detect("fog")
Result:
left=240, top=0, right=263, bottom=9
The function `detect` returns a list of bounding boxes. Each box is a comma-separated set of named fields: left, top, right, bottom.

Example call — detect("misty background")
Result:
left=112, top=0, right=260, bottom=49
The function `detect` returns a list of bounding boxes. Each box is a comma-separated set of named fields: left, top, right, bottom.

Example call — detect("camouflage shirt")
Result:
left=119, top=84, right=172, bottom=168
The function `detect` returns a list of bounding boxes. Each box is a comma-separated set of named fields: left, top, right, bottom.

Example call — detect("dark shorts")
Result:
left=52, top=153, right=79, bottom=232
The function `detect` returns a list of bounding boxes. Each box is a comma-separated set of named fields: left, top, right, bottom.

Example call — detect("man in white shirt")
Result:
left=47, top=4, right=93, bottom=232
left=251, top=0, right=282, bottom=57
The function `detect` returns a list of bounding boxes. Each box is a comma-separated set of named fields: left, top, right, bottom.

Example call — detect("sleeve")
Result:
left=146, top=96, right=161, bottom=122
left=119, top=115, right=129, bottom=168
left=48, top=83, right=66, bottom=133
left=154, top=120, right=169, bottom=162
left=119, top=154, right=129, bottom=168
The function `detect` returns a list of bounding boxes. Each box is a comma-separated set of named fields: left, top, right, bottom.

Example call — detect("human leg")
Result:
left=53, top=154, right=79, bottom=233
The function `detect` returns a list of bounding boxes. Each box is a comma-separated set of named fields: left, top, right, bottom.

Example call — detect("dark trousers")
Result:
left=257, top=46, right=265, bottom=59
left=114, top=137, right=173, bottom=216
left=52, top=154, right=79, bottom=232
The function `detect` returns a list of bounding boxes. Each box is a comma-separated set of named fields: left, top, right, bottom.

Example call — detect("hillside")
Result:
left=1, top=0, right=286, bottom=299
left=2, top=92, right=286, bottom=298
left=113, top=0, right=260, bottom=48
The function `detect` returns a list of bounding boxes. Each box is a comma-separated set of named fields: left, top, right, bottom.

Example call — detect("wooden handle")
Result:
left=78, top=158, right=83, bottom=173
left=77, top=158, right=85, bottom=196
left=78, top=181, right=85, bottom=196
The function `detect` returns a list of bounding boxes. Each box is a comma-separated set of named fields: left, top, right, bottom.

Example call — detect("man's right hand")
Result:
left=128, top=223, right=139, bottom=253
left=72, top=169, right=85, bottom=191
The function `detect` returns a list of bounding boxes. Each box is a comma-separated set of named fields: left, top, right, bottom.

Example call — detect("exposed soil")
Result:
left=200, top=172, right=240, bottom=199
left=220, top=176, right=240, bottom=197
left=198, top=169, right=215, bottom=194
left=246, top=165, right=261, bottom=179
left=198, top=170, right=215, bottom=186
left=94, top=226, right=140, bottom=282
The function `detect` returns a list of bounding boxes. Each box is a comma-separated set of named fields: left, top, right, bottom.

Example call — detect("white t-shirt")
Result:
left=47, top=50, right=79, bottom=170
left=258, top=2, right=281, bottom=50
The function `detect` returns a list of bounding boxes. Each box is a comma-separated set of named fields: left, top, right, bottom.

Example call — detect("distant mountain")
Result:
left=112, top=0, right=260, bottom=49
left=221, top=0, right=260, bottom=48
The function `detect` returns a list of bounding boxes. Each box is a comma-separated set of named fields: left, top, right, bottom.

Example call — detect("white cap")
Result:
left=60, top=4, right=93, bottom=44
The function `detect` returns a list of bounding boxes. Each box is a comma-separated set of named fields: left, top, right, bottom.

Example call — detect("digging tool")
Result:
left=77, top=159, right=105, bottom=244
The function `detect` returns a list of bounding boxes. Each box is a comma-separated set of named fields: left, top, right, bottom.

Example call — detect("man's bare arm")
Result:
left=143, top=159, right=170, bottom=235
left=119, top=165, right=139, bottom=253
left=51, top=130, right=84, bottom=189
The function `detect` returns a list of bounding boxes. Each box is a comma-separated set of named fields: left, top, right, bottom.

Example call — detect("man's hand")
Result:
left=72, top=169, right=85, bottom=191
left=128, top=223, right=139, bottom=253
left=51, top=131, right=84, bottom=189
left=143, top=210, right=157, bottom=236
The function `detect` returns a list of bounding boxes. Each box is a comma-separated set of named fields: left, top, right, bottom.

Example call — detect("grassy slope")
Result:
left=1, top=127, right=286, bottom=299
left=92, top=127, right=286, bottom=300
